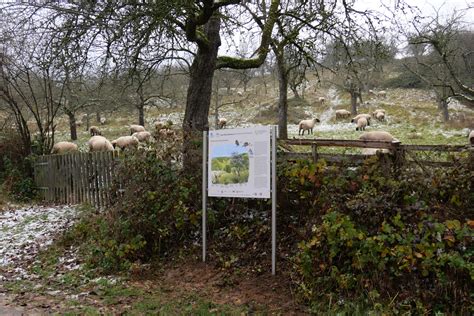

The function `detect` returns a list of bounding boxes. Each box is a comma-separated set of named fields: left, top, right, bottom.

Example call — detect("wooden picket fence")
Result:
left=34, top=151, right=118, bottom=208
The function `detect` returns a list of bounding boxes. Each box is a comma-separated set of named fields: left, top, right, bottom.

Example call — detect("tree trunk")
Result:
left=350, top=91, right=358, bottom=115
left=67, top=112, right=77, bottom=141
left=182, top=15, right=221, bottom=170
left=96, top=111, right=101, bottom=123
left=440, top=99, right=449, bottom=122
left=138, top=104, right=145, bottom=126
left=276, top=52, right=288, bottom=140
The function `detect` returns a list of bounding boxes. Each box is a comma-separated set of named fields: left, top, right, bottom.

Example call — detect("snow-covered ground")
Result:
left=0, top=206, right=78, bottom=278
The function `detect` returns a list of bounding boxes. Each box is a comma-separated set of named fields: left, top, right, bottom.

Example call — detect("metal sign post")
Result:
left=202, top=126, right=277, bottom=274
left=271, top=125, right=277, bottom=275
left=202, top=131, right=208, bottom=262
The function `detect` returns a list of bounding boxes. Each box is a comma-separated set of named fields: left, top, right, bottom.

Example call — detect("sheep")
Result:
left=375, top=111, right=385, bottom=121
left=75, top=120, right=83, bottom=127
left=87, top=136, right=114, bottom=152
left=154, top=121, right=166, bottom=131
left=335, top=109, right=351, bottom=120
left=158, top=128, right=177, bottom=138
left=89, top=126, right=101, bottom=136
left=130, top=124, right=146, bottom=135
left=359, top=131, right=397, bottom=142
left=298, top=118, right=320, bottom=136
left=469, top=130, right=474, bottom=145
left=318, top=97, right=325, bottom=105
left=368, top=89, right=376, bottom=97
left=356, top=117, right=368, bottom=131
left=111, top=136, right=139, bottom=151
left=218, top=118, right=227, bottom=129
left=51, top=141, right=78, bottom=155
left=359, top=131, right=398, bottom=155
left=132, top=131, right=152, bottom=143
left=377, top=90, right=387, bottom=98
left=99, top=117, right=107, bottom=125
left=351, top=114, right=371, bottom=126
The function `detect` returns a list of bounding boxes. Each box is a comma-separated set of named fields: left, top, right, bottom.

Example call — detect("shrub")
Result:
left=0, top=131, right=37, bottom=202
left=69, top=145, right=201, bottom=272
left=282, top=157, right=473, bottom=313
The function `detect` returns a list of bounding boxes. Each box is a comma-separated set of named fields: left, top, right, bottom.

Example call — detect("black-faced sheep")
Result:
left=51, top=141, right=78, bottom=155
left=356, top=117, right=368, bottom=131
left=130, top=124, right=146, bottom=135
left=335, top=109, right=351, bottom=120
left=218, top=118, right=227, bottom=129
left=89, top=126, right=101, bottom=136
left=298, top=118, right=320, bottom=136
left=469, top=130, right=474, bottom=145
left=99, top=117, right=107, bottom=125
left=318, top=97, right=325, bottom=105
left=111, top=136, right=139, bottom=151
left=351, top=114, right=371, bottom=126
left=375, top=111, right=385, bottom=121
left=132, top=131, right=152, bottom=143
left=88, top=136, right=114, bottom=152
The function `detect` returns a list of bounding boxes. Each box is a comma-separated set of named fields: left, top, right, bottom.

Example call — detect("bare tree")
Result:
left=403, top=8, right=474, bottom=121
left=0, top=27, right=64, bottom=155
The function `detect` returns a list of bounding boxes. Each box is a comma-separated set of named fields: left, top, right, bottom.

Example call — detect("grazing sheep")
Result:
left=356, top=117, right=368, bottom=131
left=359, top=131, right=398, bottom=155
left=377, top=90, right=387, bottom=98
left=318, top=97, right=325, bottom=105
left=368, top=89, right=376, bottom=97
left=335, top=109, right=351, bottom=120
left=218, top=118, right=227, bottom=129
left=99, top=117, right=107, bottom=125
left=89, top=126, right=101, bottom=136
left=375, top=111, right=385, bottom=121
left=154, top=121, right=166, bottom=131
left=75, top=120, right=82, bottom=127
left=298, top=118, right=320, bottom=136
left=132, top=131, right=152, bottom=143
left=51, top=141, right=78, bottom=155
left=359, top=131, right=397, bottom=142
left=469, top=130, right=474, bottom=145
left=158, top=128, right=177, bottom=138
left=88, top=136, right=114, bottom=152
left=130, top=124, right=146, bottom=135
left=111, top=136, right=139, bottom=151
left=351, top=114, right=372, bottom=126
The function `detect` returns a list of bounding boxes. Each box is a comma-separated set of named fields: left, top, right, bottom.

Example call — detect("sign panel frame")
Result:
left=202, top=126, right=277, bottom=275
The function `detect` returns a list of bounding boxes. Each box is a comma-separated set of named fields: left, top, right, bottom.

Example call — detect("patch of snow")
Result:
left=0, top=206, right=78, bottom=268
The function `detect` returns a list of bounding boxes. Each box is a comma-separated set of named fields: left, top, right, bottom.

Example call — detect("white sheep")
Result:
left=99, top=117, right=107, bottom=125
left=359, top=131, right=398, bottom=155
left=298, top=118, right=320, bottom=136
left=469, top=130, right=474, bottom=145
left=375, top=111, right=385, bottom=121
left=377, top=90, right=387, bottom=98
left=132, top=131, right=152, bottom=143
left=356, top=117, right=368, bottom=131
left=111, top=136, right=139, bottom=151
left=154, top=121, right=166, bottom=131
left=218, top=118, right=227, bottom=129
left=335, top=109, right=351, bottom=120
left=351, top=114, right=371, bottom=126
left=51, top=141, right=78, bottom=155
left=89, top=126, right=101, bottom=136
left=318, top=97, right=326, bottom=106
left=130, top=124, right=146, bottom=135
left=368, top=89, right=376, bottom=97
left=158, top=128, right=177, bottom=138
left=88, top=136, right=114, bottom=152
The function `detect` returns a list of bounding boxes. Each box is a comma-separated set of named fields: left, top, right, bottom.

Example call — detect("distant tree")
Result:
left=324, top=38, right=395, bottom=115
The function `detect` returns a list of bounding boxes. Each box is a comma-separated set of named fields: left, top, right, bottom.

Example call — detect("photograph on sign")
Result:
left=208, top=126, right=271, bottom=198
